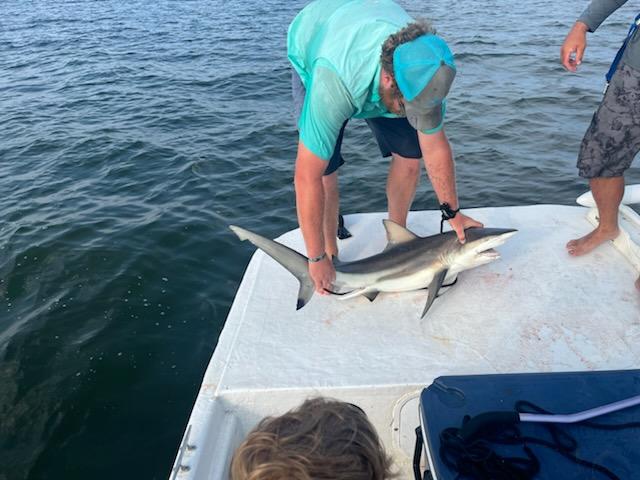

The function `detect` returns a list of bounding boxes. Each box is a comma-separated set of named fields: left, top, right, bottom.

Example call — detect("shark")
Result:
left=229, top=220, right=517, bottom=318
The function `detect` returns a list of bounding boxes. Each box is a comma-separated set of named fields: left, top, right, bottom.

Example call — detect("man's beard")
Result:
left=379, top=83, right=404, bottom=116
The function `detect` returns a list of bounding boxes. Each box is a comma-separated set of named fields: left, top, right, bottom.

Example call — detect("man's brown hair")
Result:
left=230, top=397, right=395, bottom=480
left=380, top=20, right=437, bottom=106
left=380, top=19, right=436, bottom=75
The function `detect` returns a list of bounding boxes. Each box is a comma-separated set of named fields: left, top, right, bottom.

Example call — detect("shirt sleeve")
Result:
left=298, top=64, right=355, bottom=160
left=577, top=0, right=629, bottom=32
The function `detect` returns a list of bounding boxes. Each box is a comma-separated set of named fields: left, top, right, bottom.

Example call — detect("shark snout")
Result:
left=466, top=229, right=517, bottom=253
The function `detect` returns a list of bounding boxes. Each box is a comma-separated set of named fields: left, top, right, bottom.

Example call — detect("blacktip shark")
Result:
left=229, top=221, right=517, bottom=318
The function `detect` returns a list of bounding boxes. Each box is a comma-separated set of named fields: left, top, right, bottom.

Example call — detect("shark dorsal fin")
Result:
left=383, top=219, right=419, bottom=248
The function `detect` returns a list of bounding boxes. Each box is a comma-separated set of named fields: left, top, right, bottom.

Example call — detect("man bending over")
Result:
left=289, top=0, right=482, bottom=294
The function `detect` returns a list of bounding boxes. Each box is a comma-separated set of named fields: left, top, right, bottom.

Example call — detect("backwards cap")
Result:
left=393, top=35, right=456, bottom=131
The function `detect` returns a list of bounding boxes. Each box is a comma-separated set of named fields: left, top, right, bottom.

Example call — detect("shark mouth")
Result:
left=479, top=248, right=500, bottom=260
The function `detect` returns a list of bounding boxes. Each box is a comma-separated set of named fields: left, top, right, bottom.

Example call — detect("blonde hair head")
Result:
left=230, top=397, right=394, bottom=480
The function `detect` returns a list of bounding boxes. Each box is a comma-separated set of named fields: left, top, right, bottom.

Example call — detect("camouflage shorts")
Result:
left=578, top=63, right=640, bottom=178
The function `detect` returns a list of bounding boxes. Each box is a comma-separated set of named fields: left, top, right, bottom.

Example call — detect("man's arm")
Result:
left=293, top=65, right=354, bottom=294
left=578, top=0, right=629, bottom=32
left=294, top=141, right=335, bottom=294
left=561, top=0, right=629, bottom=71
left=418, top=129, right=483, bottom=242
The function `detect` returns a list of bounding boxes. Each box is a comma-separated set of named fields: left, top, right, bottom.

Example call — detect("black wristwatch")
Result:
left=439, top=202, right=460, bottom=233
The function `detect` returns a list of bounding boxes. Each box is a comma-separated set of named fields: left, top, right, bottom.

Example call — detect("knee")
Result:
left=407, top=161, right=421, bottom=179
left=392, top=155, right=421, bottom=178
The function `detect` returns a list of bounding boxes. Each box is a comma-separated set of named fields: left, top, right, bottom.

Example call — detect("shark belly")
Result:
left=373, top=268, right=439, bottom=293
left=333, top=267, right=441, bottom=297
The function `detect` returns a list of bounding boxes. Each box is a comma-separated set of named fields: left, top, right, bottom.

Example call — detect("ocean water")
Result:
left=1, top=1, right=639, bottom=478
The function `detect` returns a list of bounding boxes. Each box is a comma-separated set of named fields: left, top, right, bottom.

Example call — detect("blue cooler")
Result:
left=414, top=370, right=640, bottom=480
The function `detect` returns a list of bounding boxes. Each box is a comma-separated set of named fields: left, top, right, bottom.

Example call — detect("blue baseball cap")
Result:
left=393, top=34, right=456, bottom=131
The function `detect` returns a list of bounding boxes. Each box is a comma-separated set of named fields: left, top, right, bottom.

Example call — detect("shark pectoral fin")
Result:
left=421, top=269, right=448, bottom=319
left=296, top=278, right=315, bottom=310
left=362, top=290, right=379, bottom=302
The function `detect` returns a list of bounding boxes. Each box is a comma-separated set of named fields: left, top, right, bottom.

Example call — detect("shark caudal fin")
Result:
left=296, top=281, right=315, bottom=310
left=229, top=225, right=315, bottom=310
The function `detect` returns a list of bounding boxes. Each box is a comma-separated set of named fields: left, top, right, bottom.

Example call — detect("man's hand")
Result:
left=308, top=256, right=335, bottom=294
left=561, top=22, right=588, bottom=72
left=448, top=212, right=483, bottom=243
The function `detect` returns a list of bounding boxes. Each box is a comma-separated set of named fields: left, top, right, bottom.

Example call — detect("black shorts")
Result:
left=320, top=117, right=421, bottom=176
left=292, top=71, right=421, bottom=176
left=366, top=116, right=422, bottom=160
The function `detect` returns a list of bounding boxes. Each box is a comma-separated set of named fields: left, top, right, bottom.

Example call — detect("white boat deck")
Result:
left=172, top=204, right=640, bottom=480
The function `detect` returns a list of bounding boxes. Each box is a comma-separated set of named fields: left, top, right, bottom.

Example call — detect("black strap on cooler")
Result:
left=413, top=426, right=435, bottom=480
left=437, top=400, right=640, bottom=480
left=413, top=426, right=424, bottom=480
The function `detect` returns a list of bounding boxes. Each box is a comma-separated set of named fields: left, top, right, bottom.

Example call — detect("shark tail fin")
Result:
left=230, top=225, right=315, bottom=310
left=297, top=280, right=315, bottom=310
left=229, top=226, right=252, bottom=242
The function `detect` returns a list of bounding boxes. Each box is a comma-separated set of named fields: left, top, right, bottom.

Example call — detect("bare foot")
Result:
left=566, top=227, right=619, bottom=256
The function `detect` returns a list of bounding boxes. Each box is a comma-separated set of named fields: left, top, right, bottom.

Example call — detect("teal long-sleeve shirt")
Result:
left=577, top=0, right=640, bottom=70
left=287, top=0, right=445, bottom=161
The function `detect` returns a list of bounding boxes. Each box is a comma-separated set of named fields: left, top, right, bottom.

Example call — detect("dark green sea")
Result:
left=2, top=1, right=640, bottom=478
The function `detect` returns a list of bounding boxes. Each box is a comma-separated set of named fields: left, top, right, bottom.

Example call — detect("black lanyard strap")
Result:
left=440, top=202, right=460, bottom=233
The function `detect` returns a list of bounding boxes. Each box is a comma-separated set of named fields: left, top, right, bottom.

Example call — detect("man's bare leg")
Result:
left=386, top=154, right=421, bottom=227
left=322, top=171, right=339, bottom=258
left=566, top=176, right=624, bottom=256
